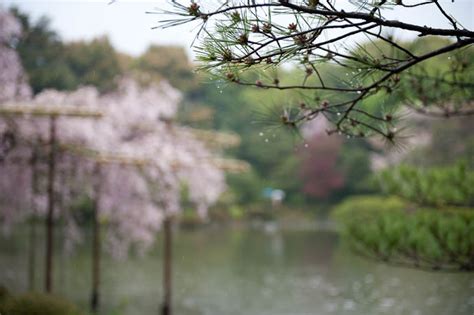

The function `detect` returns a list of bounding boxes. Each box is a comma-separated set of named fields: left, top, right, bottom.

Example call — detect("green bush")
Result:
left=378, top=161, right=474, bottom=207
left=333, top=196, right=474, bottom=271
left=2, top=292, right=84, bottom=315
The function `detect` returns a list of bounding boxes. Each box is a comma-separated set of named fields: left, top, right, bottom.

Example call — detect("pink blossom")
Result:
left=0, top=10, right=31, bottom=104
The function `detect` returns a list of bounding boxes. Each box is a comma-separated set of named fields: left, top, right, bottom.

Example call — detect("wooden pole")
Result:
left=28, top=147, right=38, bottom=291
left=28, top=216, right=37, bottom=291
left=161, top=217, right=173, bottom=315
left=45, top=116, right=56, bottom=293
left=90, top=163, right=102, bottom=313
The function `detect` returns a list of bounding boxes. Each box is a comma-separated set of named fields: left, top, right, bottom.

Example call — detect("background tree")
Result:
left=133, top=45, right=199, bottom=93
left=63, top=37, right=122, bottom=93
left=405, top=116, right=474, bottom=168
left=11, top=8, right=76, bottom=93
left=299, top=134, right=344, bottom=199
left=12, top=7, right=123, bottom=94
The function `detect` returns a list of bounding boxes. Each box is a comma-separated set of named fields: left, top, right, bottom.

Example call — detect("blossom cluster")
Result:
left=0, top=10, right=31, bottom=104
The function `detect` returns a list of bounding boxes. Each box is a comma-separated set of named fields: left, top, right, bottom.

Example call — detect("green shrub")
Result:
left=377, top=161, right=474, bottom=207
left=2, top=292, right=84, bottom=315
left=333, top=196, right=474, bottom=271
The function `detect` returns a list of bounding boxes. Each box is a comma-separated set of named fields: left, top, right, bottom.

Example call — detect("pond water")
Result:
left=1, top=223, right=473, bottom=315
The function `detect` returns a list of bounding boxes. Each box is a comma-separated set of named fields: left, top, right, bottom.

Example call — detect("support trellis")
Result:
left=0, top=104, right=102, bottom=293
left=58, top=143, right=151, bottom=313
left=1, top=103, right=250, bottom=315
left=60, top=141, right=249, bottom=315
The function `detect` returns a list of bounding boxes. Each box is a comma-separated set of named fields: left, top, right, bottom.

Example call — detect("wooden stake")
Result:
left=161, top=217, right=173, bottom=315
left=91, top=163, right=102, bottom=313
left=45, top=116, right=56, bottom=292
left=28, top=147, right=38, bottom=291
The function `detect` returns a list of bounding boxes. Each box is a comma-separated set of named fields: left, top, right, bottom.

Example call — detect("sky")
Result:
left=1, top=0, right=473, bottom=59
left=1, top=0, right=199, bottom=56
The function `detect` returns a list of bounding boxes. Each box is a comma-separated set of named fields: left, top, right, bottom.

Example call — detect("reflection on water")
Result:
left=1, top=223, right=473, bottom=315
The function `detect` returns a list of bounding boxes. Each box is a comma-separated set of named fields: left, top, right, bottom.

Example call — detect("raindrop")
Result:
left=389, top=277, right=400, bottom=286
left=259, top=132, right=264, bottom=136
left=337, top=112, right=341, bottom=116
left=343, top=299, right=356, bottom=311
left=425, top=296, right=439, bottom=306
left=364, top=274, right=374, bottom=284
left=304, top=143, right=309, bottom=148
left=324, top=303, right=337, bottom=312
left=347, top=135, right=351, bottom=139
left=327, top=286, right=340, bottom=296
left=379, top=298, right=396, bottom=309
left=265, top=138, right=269, bottom=142
left=338, top=131, right=342, bottom=135
left=356, top=91, right=362, bottom=94
left=352, top=281, right=362, bottom=291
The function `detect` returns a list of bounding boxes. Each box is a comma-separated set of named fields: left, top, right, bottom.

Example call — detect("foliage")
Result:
left=179, top=72, right=309, bottom=205
left=333, top=153, right=474, bottom=272
left=63, top=37, right=122, bottom=92
left=226, top=171, right=264, bottom=205
left=0, top=292, right=84, bottom=315
left=155, top=1, right=474, bottom=142
left=336, top=139, right=373, bottom=196
left=378, top=161, right=474, bottom=207
left=179, top=66, right=375, bottom=205
left=334, top=162, right=474, bottom=271
left=12, top=7, right=122, bottom=93
left=132, top=45, right=198, bottom=93
left=333, top=196, right=474, bottom=271
left=11, top=8, right=75, bottom=93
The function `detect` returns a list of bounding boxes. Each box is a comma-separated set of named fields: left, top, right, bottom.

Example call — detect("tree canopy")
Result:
left=12, top=8, right=122, bottom=94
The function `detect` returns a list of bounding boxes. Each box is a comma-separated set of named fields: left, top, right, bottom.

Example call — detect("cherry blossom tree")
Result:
left=0, top=9, right=31, bottom=160
left=1, top=11, right=227, bottom=307
left=94, top=78, right=226, bottom=314
left=21, top=78, right=227, bottom=312
left=0, top=10, right=38, bottom=290
left=1, top=92, right=102, bottom=293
